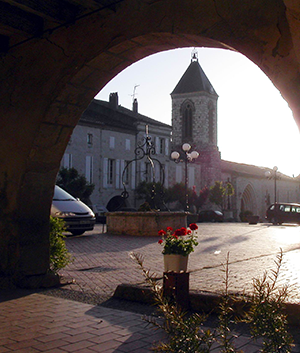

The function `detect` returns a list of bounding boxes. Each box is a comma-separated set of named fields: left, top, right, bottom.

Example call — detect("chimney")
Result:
left=132, top=98, right=138, bottom=113
left=109, top=92, right=118, bottom=109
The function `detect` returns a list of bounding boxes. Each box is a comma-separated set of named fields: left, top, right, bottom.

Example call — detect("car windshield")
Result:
left=53, top=186, right=76, bottom=201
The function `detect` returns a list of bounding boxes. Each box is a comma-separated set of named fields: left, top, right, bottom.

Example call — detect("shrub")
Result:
left=49, top=216, right=72, bottom=273
left=130, top=250, right=294, bottom=353
left=239, top=210, right=253, bottom=222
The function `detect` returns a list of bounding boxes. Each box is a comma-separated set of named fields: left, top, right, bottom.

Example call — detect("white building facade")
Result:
left=62, top=93, right=172, bottom=210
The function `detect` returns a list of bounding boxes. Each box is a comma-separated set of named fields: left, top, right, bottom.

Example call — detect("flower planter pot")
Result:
left=164, top=254, right=188, bottom=273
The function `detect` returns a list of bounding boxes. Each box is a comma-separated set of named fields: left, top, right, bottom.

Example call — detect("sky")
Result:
left=95, top=47, right=300, bottom=177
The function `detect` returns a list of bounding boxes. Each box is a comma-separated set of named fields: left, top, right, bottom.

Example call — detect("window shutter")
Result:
left=63, top=153, right=72, bottom=168
left=155, top=137, right=160, bottom=154
left=176, top=165, right=182, bottom=183
left=109, top=136, right=115, bottom=149
left=120, top=160, right=125, bottom=186
left=140, top=162, right=146, bottom=182
left=188, top=166, right=195, bottom=188
left=115, top=159, right=120, bottom=189
left=85, top=156, right=92, bottom=183
left=164, top=165, right=168, bottom=188
left=103, top=158, right=108, bottom=188
left=154, top=164, right=159, bottom=182
left=165, top=139, right=169, bottom=156
left=131, top=161, right=136, bottom=189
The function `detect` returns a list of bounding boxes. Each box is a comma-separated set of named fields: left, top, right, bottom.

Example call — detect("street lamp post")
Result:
left=171, top=143, right=199, bottom=212
left=265, top=166, right=278, bottom=204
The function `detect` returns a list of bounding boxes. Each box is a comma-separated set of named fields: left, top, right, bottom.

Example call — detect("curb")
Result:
left=113, top=283, right=300, bottom=326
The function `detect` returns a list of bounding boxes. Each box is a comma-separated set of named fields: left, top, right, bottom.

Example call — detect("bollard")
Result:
left=163, top=272, right=190, bottom=309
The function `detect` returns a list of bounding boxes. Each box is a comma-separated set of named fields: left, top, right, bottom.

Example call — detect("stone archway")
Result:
left=241, top=184, right=257, bottom=216
left=2, top=0, right=300, bottom=287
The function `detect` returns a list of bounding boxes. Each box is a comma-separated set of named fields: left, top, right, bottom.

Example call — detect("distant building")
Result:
left=170, top=51, right=300, bottom=220
left=62, top=93, right=172, bottom=210
left=61, top=53, right=300, bottom=221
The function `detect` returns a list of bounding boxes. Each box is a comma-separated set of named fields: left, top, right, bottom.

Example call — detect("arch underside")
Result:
left=1, top=0, right=300, bottom=286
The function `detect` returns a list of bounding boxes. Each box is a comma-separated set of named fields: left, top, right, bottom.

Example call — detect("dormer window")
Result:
left=87, top=133, right=93, bottom=147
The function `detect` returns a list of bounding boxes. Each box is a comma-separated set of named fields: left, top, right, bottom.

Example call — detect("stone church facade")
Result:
left=61, top=54, right=300, bottom=221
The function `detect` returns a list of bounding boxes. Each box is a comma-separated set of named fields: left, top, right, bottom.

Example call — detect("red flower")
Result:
left=174, top=229, right=182, bottom=236
left=158, top=239, right=163, bottom=244
left=158, top=229, right=166, bottom=236
left=166, top=226, right=173, bottom=232
left=189, top=223, right=198, bottom=231
left=180, top=227, right=187, bottom=235
left=187, top=229, right=192, bottom=235
left=172, top=234, right=178, bottom=239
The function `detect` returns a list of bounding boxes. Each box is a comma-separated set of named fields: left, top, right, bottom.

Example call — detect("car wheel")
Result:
left=271, top=218, right=277, bottom=225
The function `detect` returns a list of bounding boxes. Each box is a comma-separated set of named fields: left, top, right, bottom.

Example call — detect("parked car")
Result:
left=265, top=202, right=300, bottom=225
left=51, top=185, right=96, bottom=235
left=198, top=210, right=223, bottom=222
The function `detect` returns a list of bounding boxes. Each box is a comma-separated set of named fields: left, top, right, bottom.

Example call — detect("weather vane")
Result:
left=191, top=48, right=198, bottom=62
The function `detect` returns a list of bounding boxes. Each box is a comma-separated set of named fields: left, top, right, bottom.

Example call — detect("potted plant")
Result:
left=158, top=223, right=198, bottom=272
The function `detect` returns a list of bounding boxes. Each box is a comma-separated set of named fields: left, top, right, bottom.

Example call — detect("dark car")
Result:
left=198, top=210, right=223, bottom=222
left=266, top=202, right=300, bottom=225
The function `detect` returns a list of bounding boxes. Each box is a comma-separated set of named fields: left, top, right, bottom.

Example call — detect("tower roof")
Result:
left=171, top=55, right=217, bottom=96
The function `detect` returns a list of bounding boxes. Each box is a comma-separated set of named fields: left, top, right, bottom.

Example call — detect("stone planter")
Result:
left=164, top=254, right=188, bottom=272
left=106, top=211, right=186, bottom=236
left=247, top=215, right=259, bottom=224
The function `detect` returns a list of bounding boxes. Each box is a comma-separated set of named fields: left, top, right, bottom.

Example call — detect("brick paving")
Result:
left=1, top=222, right=300, bottom=352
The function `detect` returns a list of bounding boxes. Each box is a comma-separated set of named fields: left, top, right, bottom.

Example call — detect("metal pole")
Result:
left=274, top=170, right=277, bottom=204
left=185, top=157, right=189, bottom=212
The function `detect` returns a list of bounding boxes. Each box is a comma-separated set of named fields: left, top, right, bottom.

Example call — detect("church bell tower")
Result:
left=171, top=50, right=221, bottom=188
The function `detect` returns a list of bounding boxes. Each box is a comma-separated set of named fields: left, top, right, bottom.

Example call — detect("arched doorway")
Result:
left=1, top=0, right=300, bottom=287
left=241, top=184, right=257, bottom=216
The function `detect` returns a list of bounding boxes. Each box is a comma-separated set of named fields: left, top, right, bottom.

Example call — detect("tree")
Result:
left=56, top=167, right=95, bottom=205
left=135, top=181, right=167, bottom=210
left=195, top=186, right=210, bottom=212
left=209, top=181, right=226, bottom=207
left=166, top=183, right=194, bottom=211
left=225, top=180, right=235, bottom=209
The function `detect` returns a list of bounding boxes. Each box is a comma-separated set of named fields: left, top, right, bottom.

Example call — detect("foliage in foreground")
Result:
left=130, top=249, right=293, bottom=353
left=49, top=216, right=72, bottom=273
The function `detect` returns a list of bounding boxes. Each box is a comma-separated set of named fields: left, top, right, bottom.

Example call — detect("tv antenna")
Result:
left=131, top=84, right=140, bottom=102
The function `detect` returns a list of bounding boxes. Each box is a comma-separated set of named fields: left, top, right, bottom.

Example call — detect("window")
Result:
left=145, top=162, right=152, bottom=182
left=63, top=153, right=72, bottom=168
left=123, top=161, right=130, bottom=185
left=87, top=133, right=93, bottom=146
left=208, top=101, right=215, bottom=144
left=109, top=136, right=115, bottom=149
left=182, top=102, right=193, bottom=139
left=85, top=156, right=93, bottom=183
left=108, top=159, right=114, bottom=185
left=125, top=139, right=130, bottom=151
left=160, top=138, right=165, bottom=154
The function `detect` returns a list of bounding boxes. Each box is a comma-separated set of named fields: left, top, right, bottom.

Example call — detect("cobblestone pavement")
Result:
left=57, top=222, right=300, bottom=304
left=2, top=222, right=300, bottom=352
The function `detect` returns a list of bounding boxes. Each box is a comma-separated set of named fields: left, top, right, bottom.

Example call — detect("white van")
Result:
left=51, top=185, right=96, bottom=235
